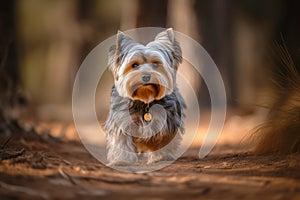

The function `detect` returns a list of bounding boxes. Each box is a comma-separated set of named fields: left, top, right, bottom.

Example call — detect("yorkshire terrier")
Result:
left=104, top=28, right=186, bottom=165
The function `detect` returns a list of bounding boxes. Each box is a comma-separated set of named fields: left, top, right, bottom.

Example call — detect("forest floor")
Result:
left=0, top=116, right=300, bottom=200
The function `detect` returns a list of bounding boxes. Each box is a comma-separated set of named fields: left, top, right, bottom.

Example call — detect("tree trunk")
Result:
left=0, top=1, right=20, bottom=120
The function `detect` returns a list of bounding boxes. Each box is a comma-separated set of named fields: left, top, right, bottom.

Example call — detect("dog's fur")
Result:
left=251, top=43, right=300, bottom=154
left=104, top=29, right=186, bottom=165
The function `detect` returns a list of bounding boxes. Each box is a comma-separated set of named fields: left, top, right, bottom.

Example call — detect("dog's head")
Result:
left=108, top=28, right=182, bottom=103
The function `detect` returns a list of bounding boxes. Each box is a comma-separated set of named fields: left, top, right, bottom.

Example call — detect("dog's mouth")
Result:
left=131, top=83, right=161, bottom=103
left=132, top=83, right=159, bottom=93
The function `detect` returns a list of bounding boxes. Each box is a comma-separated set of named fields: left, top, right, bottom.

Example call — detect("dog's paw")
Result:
left=147, top=152, right=175, bottom=164
left=107, top=154, right=138, bottom=166
left=107, top=160, right=132, bottom=167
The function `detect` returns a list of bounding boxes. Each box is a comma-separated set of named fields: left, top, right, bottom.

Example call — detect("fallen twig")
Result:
left=0, top=148, right=25, bottom=161
left=0, top=137, right=11, bottom=149
left=58, top=167, right=79, bottom=185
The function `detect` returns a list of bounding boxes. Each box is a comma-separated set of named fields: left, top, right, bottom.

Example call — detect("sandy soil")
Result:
left=0, top=120, right=300, bottom=200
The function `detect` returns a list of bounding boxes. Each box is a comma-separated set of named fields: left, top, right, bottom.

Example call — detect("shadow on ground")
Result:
left=0, top=128, right=299, bottom=200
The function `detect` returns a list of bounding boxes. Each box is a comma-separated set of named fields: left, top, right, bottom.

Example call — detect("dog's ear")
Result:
left=108, top=31, right=135, bottom=75
left=154, top=28, right=182, bottom=65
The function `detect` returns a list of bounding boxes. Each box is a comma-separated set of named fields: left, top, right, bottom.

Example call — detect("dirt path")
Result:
left=0, top=131, right=300, bottom=200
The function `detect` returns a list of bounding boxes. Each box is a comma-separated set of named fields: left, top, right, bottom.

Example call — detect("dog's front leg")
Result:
left=106, top=132, right=138, bottom=166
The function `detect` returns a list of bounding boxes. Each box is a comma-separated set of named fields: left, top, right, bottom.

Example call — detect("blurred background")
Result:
left=1, top=0, right=300, bottom=144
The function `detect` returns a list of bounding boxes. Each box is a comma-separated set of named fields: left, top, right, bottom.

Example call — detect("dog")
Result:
left=104, top=28, right=186, bottom=166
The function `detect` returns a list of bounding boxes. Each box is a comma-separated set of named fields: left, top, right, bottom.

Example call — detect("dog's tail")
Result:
left=250, top=42, right=300, bottom=154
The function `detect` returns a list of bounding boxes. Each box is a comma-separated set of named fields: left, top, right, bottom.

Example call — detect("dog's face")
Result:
left=108, top=28, right=182, bottom=103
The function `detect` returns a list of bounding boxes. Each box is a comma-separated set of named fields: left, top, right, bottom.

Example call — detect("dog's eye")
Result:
left=152, top=62, right=159, bottom=68
left=132, top=63, right=139, bottom=68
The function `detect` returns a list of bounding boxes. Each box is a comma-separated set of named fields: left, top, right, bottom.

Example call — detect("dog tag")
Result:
left=144, top=112, right=152, bottom=122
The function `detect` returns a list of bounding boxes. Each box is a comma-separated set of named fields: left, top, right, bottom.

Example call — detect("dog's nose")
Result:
left=142, top=73, right=151, bottom=82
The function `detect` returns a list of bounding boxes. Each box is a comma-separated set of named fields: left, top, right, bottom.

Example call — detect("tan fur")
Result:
left=132, top=132, right=176, bottom=152
left=250, top=43, right=300, bottom=154
left=131, top=84, right=159, bottom=103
